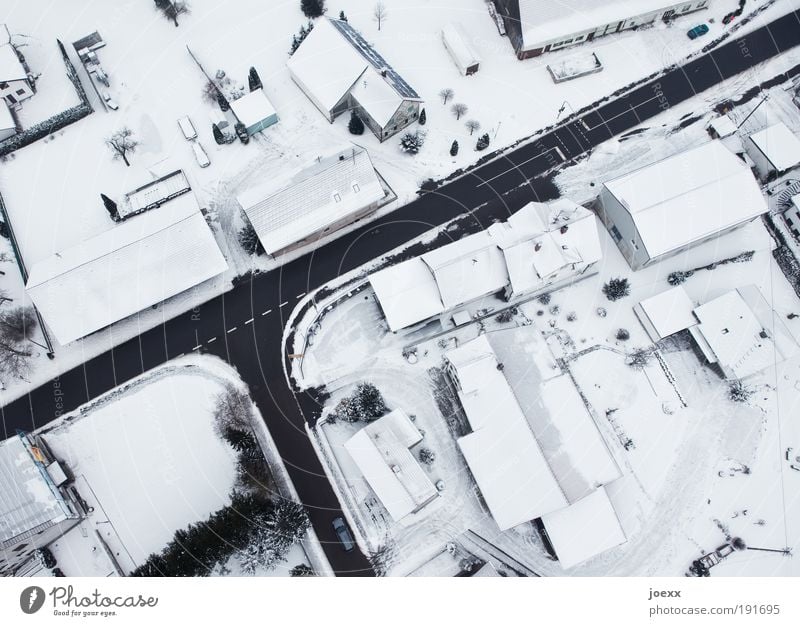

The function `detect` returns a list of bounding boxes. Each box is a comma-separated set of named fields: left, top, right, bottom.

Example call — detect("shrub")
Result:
left=615, top=328, right=631, bottom=341
left=728, top=380, right=753, bottom=403
left=537, top=293, right=551, bottom=305
left=450, top=140, right=459, bottom=156
left=475, top=133, right=490, bottom=151
left=334, top=382, right=388, bottom=422
left=418, top=447, right=435, bottom=466
left=627, top=349, right=652, bottom=370
left=238, top=222, right=264, bottom=255
left=603, top=277, right=630, bottom=301
left=400, top=131, right=424, bottom=154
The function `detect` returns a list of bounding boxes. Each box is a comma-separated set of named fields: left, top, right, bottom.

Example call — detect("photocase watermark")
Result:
left=18, top=585, right=158, bottom=619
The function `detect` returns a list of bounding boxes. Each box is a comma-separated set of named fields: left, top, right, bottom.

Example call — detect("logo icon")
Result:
left=20, top=586, right=46, bottom=614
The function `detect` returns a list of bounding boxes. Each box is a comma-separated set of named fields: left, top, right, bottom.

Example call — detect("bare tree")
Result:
left=155, top=0, right=191, bottom=27
left=451, top=102, right=468, bottom=120
left=438, top=87, right=454, bottom=104
left=465, top=119, right=481, bottom=135
left=106, top=127, right=139, bottom=167
left=373, top=2, right=388, bottom=31
left=0, top=306, right=37, bottom=381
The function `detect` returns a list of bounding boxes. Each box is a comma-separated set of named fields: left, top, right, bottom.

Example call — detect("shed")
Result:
left=744, top=122, right=800, bottom=180
left=441, top=23, right=481, bottom=76
left=633, top=286, right=697, bottom=342
left=230, top=88, right=278, bottom=135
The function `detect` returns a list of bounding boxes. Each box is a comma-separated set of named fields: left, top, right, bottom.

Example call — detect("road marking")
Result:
left=476, top=147, right=560, bottom=187
left=583, top=93, right=661, bottom=131
left=191, top=345, right=202, bottom=351
left=262, top=309, right=272, bottom=316
left=207, top=337, right=217, bottom=344
left=227, top=326, right=237, bottom=334
left=245, top=318, right=254, bottom=325
left=279, top=301, right=289, bottom=308
left=296, top=292, right=306, bottom=299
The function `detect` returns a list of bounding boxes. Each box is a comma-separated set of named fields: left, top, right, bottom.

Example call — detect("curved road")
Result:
left=3, top=9, right=800, bottom=576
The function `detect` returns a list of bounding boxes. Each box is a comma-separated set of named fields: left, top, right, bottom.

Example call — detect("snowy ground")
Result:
left=40, top=354, right=315, bottom=576
left=0, top=0, right=796, bottom=407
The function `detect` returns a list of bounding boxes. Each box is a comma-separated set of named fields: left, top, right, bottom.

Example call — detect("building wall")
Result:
left=287, top=69, right=336, bottom=123
left=0, top=78, right=34, bottom=107
left=352, top=97, right=421, bottom=143
left=743, top=135, right=777, bottom=181
left=784, top=205, right=800, bottom=239
left=0, top=125, right=15, bottom=142
left=246, top=112, right=279, bottom=135
left=597, top=186, right=651, bottom=270
left=504, top=259, right=600, bottom=301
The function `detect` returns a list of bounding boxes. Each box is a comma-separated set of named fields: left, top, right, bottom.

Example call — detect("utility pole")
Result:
left=737, top=92, right=769, bottom=130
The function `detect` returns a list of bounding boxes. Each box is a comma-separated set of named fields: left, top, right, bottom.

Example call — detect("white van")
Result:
left=192, top=141, right=210, bottom=168
left=177, top=116, right=198, bottom=140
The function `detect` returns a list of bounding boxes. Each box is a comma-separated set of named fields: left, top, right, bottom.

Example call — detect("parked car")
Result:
left=687, top=24, right=709, bottom=40
left=192, top=141, right=210, bottom=168
left=332, top=517, right=355, bottom=552
left=100, top=90, right=118, bottom=110
left=177, top=116, right=197, bottom=140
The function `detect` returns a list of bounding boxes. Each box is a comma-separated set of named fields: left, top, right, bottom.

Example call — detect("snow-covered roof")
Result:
left=27, top=193, right=228, bottom=345
left=442, top=23, right=481, bottom=69
left=369, top=258, right=444, bottom=332
left=344, top=409, right=438, bottom=521
left=708, top=114, right=738, bottom=139
left=691, top=285, right=799, bottom=379
left=603, top=141, right=768, bottom=259
left=488, top=327, right=622, bottom=503
left=370, top=199, right=602, bottom=331
left=635, top=286, right=697, bottom=341
left=0, top=42, right=27, bottom=82
left=0, top=99, right=14, bottom=131
left=448, top=335, right=568, bottom=530
left=517, top=0, right=681, bottom=49
left=0, top=435, right=74, bottom=548
left=747, top=122, right=800, bottom=173
left=230, top=88, right=277, bottom=128
left=287, top=18, right=420, bottom=121
left=238, top=145, right=385, bottom=256
left=541, top=486, right=626, bottom=569
left=122, top=169, right=191, bottom=217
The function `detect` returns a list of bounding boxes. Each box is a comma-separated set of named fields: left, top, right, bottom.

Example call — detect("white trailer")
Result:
left=442, top=23, right=481, bottom=76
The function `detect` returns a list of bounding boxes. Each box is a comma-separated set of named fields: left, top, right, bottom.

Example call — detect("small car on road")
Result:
left=332, top=516, right=355, bottom=552
left=687, top=24, right=709, bottom=40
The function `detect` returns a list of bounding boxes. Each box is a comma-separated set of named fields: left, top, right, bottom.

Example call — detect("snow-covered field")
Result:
left=40, top=354, right=315, bottom=576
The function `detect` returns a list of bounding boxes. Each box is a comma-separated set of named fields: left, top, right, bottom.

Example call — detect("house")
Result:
left=26, top=187, right=228, bottom=345
left=287, top=18, right=423, bottom=142
left=120, top=169, right=192, bottom=219
left=230, top=88, right=278, bottom=135
left=494, top=0, right=711, bottom=59
left=0, top=433, right=82, bottom=576
left=343, top=409, right=439, bottom=521
left=0, top=25, right=34, bottom=108
left=783, top=193, right=800, bottom=239
left=597, top=141, right=768, bottom=270
left=370, top=199, right=602, bottom=332
left=237, top=145, right=391, bottom=257
left=707, top=114, right=738, bottom=139
left=634, top=285, right=697, bottom=342
left=744, top=122, right=800, bottom=181
left=689, top=285, right=798, bottom=380
left=445, top=331, right=622, bottom=536
left=0, top=99, right=16, bottom=141
left=441, top=23, right=481, bottom=76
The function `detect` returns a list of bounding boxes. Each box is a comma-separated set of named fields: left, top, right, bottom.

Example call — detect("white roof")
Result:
left=488, top=328, right=621, bottom=503
left=287, top=18, right=369, bottom=113
left=518, top=0, right=680, bottom=48
left=448, top=335, right=568, bottom=529
left=0, top=436, right=72, bottom=547
left=603, top=141, right=768, bottom=259
left=691, top=285, right=799, bottom=379
left=0, top=43, right=27, bottom=82
left=27, top=194, right=228, bottom=345
left=541, top=486, right=626, bottom=569
left=350, top=71, right=404, bottom=128
left=0, top=99, right=14, bottom=131
left=123, top=169, right=191, bottom=217
left=344, top=409, right=438, bottom=521
left=230, top=88, right=277, bottom=128
left=442, top=23, right=481, bottom=67
left=708, top=114, right=738, bottom=139
left=636, top=286, right=697, bottom=340
left=238, top=146, right=384, bottom=256
left=747, top=122, right=800, bottom=173
left=369, top=258, right=444, bottom=332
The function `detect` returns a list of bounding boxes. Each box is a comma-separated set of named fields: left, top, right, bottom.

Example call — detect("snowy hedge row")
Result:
left=0, top=39, right=93, bottom=157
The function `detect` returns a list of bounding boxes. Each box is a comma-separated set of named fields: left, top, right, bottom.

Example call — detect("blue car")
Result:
left=687, top=24, right=709, bottom=40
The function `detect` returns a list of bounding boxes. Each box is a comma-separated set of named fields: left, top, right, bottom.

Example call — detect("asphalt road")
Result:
left=3, top=9, right=800, bottom=576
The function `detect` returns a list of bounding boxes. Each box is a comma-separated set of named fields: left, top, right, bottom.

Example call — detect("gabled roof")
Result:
left=0, top=42, right=27, bottom=83
left=603, top=141, right=768, bottom=259
left=747, top=122, right=800, bottom=173
left=230, top=88, right=277, bottom=128
left=635, top=285, right=697, bottom=341
left=27, top=193, right=228, bottom=345
left=237, top=145, right=385, bottom=256
left=369, top=258, right=444, bottom=331
left=442, top=23, right=481, bottom=68
left=0, top=99, right=14, bottom=131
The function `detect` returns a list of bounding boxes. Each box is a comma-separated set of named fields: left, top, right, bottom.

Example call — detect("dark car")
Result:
left=332, top=517, right=355, bottom=552
left=687, top=24, right=709, bottom=40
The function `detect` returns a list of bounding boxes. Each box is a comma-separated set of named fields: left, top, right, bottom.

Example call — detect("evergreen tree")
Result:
left=450, top=140, right=459, bottom=156
left=418, top=108, right=426, bottom=125
left=348, top=111, right=365, bottom=135
left=100, top=193, right=119, bottom=221
left=291, top=564, right=316, bottom=576
left=300, top=0, right=325, bottom=18
left=602, top=277, right=631, bottom=302
left=248, top=66, right=262, bottom=92
left=239, top=222, right=263, bottom=254
left=338, top=10, right=348, bottom=21
left=235, top=121, right=250, bottom=144
left=217, top=91, right=229, bottom=112
left=212, top=123, right=225, bottom=145
left=475, top=133, right=490, bottom=151
left=400, top=131, right=424, bottom=154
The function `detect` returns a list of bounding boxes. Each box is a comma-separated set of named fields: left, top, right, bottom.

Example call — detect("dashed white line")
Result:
left=476, top=147, right=560, bottom=187
left=296, top=292, right=306, bottom=299
left=227, top=326, right=237, bottom=334
left=245, top=318, right=254, bottom=325
left=207, top=337, right=217, bottom=344
left=191, top=345, right=202, bottom=351
left=262, top=309, right=272, bottom=316
left=279, top=301, right=289, bottom=308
